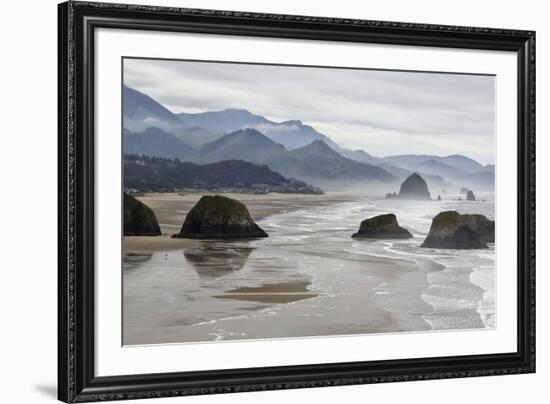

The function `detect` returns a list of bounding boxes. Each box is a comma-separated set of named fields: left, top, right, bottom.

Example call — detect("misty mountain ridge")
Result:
left=123, top=86, right=377, bottom=162
left=188, top=112, right=378, bottom=164
left=383, top=154, right=487, bottom=173
left=382, top=154, right=494, bottom=189
left=180, top=107, right=375, bottom=163
left=415, top=158, right=465, bottom=178
left=196, top=129, right=396, bottom=185
left=375, top=162, right=447, bottom=190
left=199, top=128, right=287, bottom=163
left=124, top=127, right=197, bottom=161
left=286, top=140, right=394, bottom=184
left=177, top=108, right=270, bottom=134
left=123, top=85, right=183, bottom=133
left=291, top=139, right=340, bottom=158
left=172, top=126, right=222, bottom=149
left=122, top=85, right=493, bottom=190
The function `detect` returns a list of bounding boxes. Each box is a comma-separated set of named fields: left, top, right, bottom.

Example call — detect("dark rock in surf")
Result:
left=466, top=190, right=476, bottom=201
left=398, top=173, right=431, bottom=199
left=172, top=195, right=268, bottom=239
left=123, top=192, right=161, bottom=236
left=421, top=211, right=494, bottom=249
left=386, top=173, right=431, bottom=200
left=352, top=213, right=412, bottom=239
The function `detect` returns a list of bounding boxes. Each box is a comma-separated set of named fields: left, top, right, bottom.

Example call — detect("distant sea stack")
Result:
left=173, top=195, right=268, bottom=239
left=123, top=192, right=161, bottom=236
left=422, top=211, right=495, bottom=249
left=386, top=173, right=431, bottom=200
left=466, top=190, right=476, bottom=201
left=352, top=214, right=412, bottom=239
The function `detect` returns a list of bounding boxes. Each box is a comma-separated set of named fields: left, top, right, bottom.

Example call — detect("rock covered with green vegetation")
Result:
left=123, top=192, right=161, bottom=236
left=352, top=214, right=413, bottom=239
left=173, top=195, right=268, bottom=239
left=421, top=211, right=494, bottom=249
left=386, top=173, right=431, bottom=200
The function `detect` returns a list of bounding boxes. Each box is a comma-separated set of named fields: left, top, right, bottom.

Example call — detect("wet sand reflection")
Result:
left=183, top=242, right=254, bottom=279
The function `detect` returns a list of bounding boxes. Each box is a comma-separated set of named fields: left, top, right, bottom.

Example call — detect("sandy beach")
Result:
left=124, top=191, right=357, bottom=344
left=214, top=281, right=318, bottom=304
left=123, top=191, right=494, bottom=345
left=124, top=192, right=353, bottom=254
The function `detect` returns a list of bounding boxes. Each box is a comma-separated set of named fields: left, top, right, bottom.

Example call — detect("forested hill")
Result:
left=123, top=155, right=322, bottom=194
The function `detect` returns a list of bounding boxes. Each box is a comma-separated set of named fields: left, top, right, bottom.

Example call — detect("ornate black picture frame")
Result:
left=58, top=1, right=535, bottom=402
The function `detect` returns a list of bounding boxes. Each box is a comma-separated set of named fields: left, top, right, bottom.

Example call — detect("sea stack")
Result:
left=173, top=195, right=268, bottom=239
left=352, top=214, right=412, bottom=239
left=123, top=192, right=161, bottom=236
left=386, top=173, right=431, bottom=200
left=421, top=211, right=494, bottom=249
left=466, top=190, right=476, bottom=201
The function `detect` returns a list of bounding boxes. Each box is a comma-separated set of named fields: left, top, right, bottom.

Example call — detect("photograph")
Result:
left=55, top=2, right=537, bottom=402
left=122, top=58, right=497, bottom=345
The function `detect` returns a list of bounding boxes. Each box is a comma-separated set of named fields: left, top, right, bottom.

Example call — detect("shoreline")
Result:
left=122, top=191, right=494, bottom=344
left=123, top=251, right=438, bottom=345
left=124, top=235, right=201, bottom=254
left=379, top=239, right=490, bottom=331
left=124, top=191, right=355, bottom=254
left=420, top=258, right=491, bottom=331
left=469, top=262, right=496, bottom=328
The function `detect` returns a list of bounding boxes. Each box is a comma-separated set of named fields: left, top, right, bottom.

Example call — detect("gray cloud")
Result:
left=124, top=58, right=495, bottom=164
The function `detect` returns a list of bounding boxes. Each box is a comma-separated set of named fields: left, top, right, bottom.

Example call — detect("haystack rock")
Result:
left=172, top=195, right=268, bottom=239
left=421, top=211, right=495, bottom=249
left=386, top=173, right=431, bottom=200
left=352, top=214, right=412, bottom=239
left=466, top=190, right=476, bottom=201
left=123, top=192, right=161, bottom=236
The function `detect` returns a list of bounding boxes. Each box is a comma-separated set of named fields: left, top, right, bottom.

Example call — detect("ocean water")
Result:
left=123, top=193, right=495, bottom=345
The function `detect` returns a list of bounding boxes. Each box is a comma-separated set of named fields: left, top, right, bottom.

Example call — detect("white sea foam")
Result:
left=469, top=264, right=496, bottom=328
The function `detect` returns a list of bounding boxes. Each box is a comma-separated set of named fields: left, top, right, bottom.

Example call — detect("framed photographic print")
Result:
left=58, top=1, right=535, bottom=402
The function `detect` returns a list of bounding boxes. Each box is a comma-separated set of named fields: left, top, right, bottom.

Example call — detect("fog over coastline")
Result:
left=124, top=58, right=496, bottom=165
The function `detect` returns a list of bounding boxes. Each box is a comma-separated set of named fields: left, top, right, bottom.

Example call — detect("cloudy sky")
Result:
left=124, top=58, right=496, bottom=164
